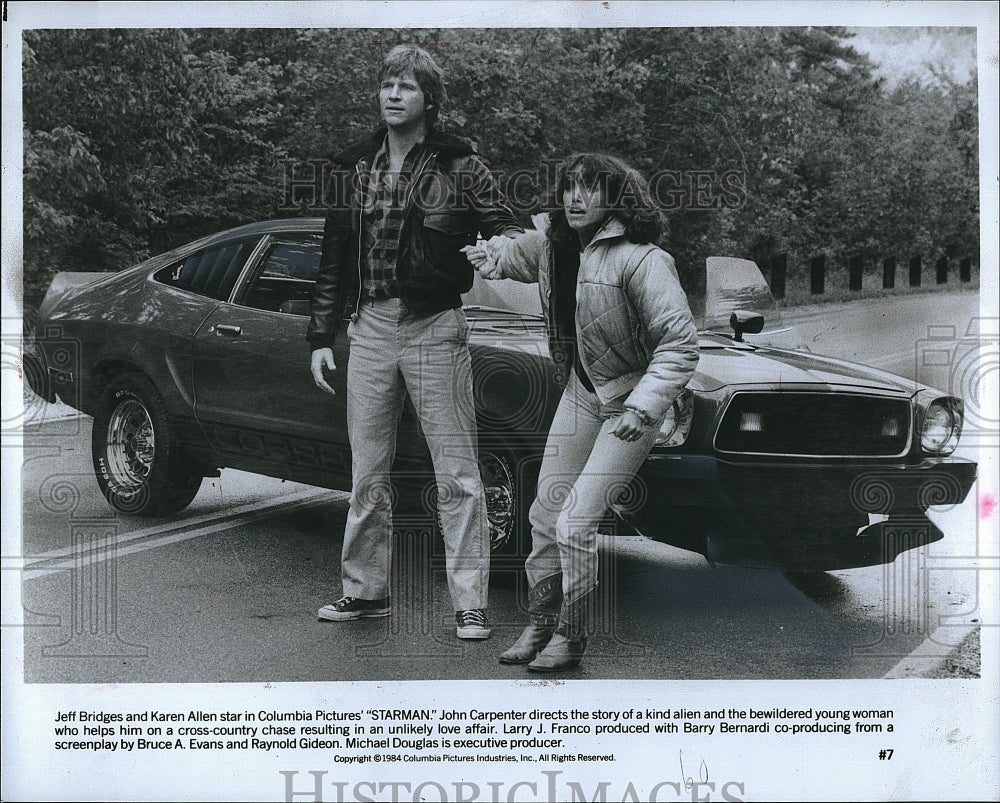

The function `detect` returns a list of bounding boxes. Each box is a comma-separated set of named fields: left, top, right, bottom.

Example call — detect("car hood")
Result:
left=692, top=334, right=920, bottom=395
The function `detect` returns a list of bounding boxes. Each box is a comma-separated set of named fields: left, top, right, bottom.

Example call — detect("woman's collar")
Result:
left=586, top=216, right=626, bottom=247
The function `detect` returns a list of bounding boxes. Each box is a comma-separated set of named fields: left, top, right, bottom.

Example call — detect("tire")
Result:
left=91, top=373, right=203, bottom=515
left=479, top=446, right=537, bottom=580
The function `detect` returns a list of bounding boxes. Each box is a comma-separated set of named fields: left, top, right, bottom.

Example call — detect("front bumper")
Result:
left=618, top=454, right=978, bottom=571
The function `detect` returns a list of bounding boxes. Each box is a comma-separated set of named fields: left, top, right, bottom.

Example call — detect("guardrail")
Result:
left=766, top=253, right=976, bottom=301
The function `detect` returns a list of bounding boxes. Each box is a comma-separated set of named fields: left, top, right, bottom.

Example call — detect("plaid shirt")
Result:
left=359, top=138, right=426, bottom=300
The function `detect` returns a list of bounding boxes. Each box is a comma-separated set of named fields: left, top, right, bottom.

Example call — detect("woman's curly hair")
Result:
left=546, top=152, right=667, bottom=251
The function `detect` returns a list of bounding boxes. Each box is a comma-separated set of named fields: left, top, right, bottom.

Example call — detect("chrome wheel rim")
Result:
left=481, top=452, right=514, bottom=551
left=106, top=399, right=155, bottom=489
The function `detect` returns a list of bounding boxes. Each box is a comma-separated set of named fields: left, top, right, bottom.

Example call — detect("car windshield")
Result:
left=463, top=252, right=804, bottom=349
left=701, top=256, right=804, bottom=349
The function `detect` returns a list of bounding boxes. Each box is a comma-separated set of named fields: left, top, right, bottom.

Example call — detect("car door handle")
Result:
left=214, top=324, right=242, bottom=337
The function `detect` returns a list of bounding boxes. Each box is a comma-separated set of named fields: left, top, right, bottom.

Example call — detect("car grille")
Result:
left=714, top=392, right=912, bottom=457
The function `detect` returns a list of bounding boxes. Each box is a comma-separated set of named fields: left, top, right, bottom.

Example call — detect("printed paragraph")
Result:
left=51, top=705, right=894, bottom=754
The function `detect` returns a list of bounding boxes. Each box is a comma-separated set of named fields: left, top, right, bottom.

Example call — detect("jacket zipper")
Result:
left=351, top=160, right=367, bottom=321
left=351, top=149, right=438, bottom=321
left=396, top=149, right=438, bottom=315
left=576, top=229, right=637, bottom=394
left=575, top=240, right=598, bottom=390
left=404, top=149, right=437, bottom=214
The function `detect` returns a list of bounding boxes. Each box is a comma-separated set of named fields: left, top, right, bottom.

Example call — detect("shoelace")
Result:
left=460, top=610, right=487, bottom=626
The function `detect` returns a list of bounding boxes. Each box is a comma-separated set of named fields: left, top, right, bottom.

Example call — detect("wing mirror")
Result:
left=729, top=311, right=764, bottom=342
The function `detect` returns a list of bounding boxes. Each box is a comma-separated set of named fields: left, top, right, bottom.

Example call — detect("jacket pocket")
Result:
left=416, top=212, right=477, bottom=291
left=423, top=211, right=474, bottom=236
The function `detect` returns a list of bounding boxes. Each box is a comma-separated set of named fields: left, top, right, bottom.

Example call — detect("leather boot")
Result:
left=498, top=573, right=562, bottom=664
left=525, top=633, right=587, bottom=672
left=527, top=587, right=593, bottom=672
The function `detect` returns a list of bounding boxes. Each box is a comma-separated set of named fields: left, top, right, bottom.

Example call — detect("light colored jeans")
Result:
left=342, top=298, right=489, bottom=612
left=526, top=371, right=664, bottom=606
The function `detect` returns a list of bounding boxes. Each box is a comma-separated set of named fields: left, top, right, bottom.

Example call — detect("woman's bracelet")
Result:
left=624, top=406, right=655, bottom=428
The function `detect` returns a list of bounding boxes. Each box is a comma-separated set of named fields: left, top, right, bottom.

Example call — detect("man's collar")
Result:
left=375, top=131, right=427, bottom=165
left=336, top=126, right=477, bottom=167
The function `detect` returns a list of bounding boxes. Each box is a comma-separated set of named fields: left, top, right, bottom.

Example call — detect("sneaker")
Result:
left=318, top=596, right=391, bottom=621
left=456, top=609, right=492, bottom=639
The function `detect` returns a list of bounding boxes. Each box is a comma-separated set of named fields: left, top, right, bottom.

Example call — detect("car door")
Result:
left=191, top=232, right=353, bottom=487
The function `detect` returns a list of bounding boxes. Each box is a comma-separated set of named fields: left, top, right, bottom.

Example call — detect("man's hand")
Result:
left=310, top=347, right=337, bottom=395
left=482, top=234, right=513, bottom=255
left=612, top=410, right=647, bottom=442
left=461, top=243, right=503, bottom=280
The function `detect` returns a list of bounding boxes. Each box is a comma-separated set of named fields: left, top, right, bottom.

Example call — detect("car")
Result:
left=25, top=218, right=977, bottom=574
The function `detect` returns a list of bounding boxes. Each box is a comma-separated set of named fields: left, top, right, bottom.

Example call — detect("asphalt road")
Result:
left=15, top=290, right=988, bottom=683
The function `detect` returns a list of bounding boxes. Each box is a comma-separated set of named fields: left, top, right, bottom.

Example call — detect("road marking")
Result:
left=23, top=486, right=333, bottom=562
left=16, top=487, right=345, bottom=579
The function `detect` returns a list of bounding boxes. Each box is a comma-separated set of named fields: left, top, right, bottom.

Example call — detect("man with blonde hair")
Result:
left=308, top=44, right=522, bottom=639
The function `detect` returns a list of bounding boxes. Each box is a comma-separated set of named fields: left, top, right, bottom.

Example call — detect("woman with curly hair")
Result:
left=464, top=153, right=699, bottom=671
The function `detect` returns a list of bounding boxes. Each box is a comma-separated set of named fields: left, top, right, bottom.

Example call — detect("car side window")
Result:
left=154, top=238, right=258, bottom=300
left=239, top=235, right=322, bottom=316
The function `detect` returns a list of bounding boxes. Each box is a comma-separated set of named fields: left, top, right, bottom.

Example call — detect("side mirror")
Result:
left=729, top=311, right=764, bottom=342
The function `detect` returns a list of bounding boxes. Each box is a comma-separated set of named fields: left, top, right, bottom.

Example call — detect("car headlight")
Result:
left=655, top=388, right=694, bottom=447
left=919, top=396, right=963, bottom=456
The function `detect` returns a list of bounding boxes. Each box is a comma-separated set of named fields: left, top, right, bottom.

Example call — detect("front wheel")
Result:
left=479, top=446, right=537, bottom=578
left=91, top=374, right=203, bottom=515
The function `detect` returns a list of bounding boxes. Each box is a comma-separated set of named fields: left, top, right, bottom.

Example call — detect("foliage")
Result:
left=21, top=27, right=979, bottom=309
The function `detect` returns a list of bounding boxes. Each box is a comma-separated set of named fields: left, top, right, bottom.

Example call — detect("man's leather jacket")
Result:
left=306, top=127, right=522, bottom=350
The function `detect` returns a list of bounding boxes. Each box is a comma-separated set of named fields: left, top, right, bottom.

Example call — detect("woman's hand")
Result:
left=461, top=243, right=503, bottom=279
left=612, top=410, right=648, bottom=442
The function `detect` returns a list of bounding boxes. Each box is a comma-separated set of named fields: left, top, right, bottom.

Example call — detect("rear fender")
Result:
left=88, top=352, right=195, bottom=424
left=38, top=272, right=114, bottom=318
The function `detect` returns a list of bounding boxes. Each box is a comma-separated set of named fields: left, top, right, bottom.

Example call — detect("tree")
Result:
left=23, top=29, right=287, bottom=305
left=21, top=27, right=979, bottom=309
